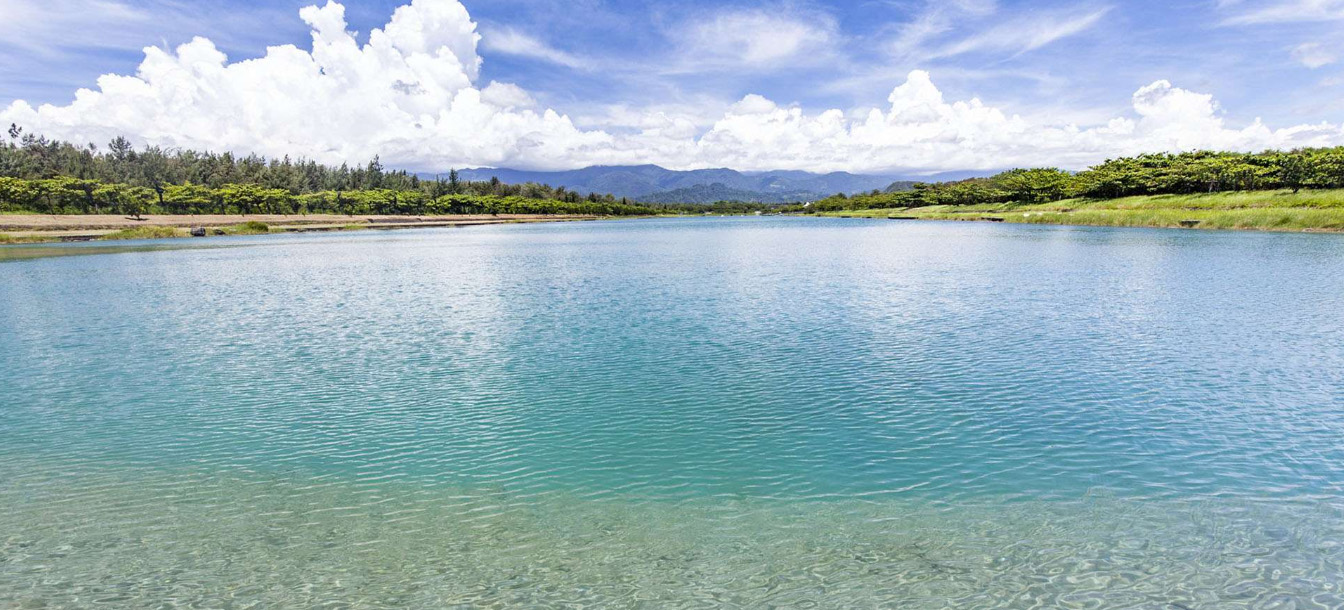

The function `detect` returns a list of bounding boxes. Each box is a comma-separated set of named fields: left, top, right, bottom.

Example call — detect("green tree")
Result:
left=994, top=168, right=1075, bottom=203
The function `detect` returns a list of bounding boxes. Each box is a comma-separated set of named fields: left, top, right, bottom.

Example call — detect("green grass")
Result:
left=818, top=189, right=1344, bottom=232
left=100, top=226, right=183, bottom=240
left=1013, top=208, right=1344, bottom=231
left=1058, top=190, right=1344, bottom=211
left=222, top=221, right=272, bottom=235
left=0, top=233, right=55, bottom=244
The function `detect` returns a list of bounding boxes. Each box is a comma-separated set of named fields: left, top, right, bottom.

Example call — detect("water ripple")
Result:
left=3, top=218, right=1344, bottom=606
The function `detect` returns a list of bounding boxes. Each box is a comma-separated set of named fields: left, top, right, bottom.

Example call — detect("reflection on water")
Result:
left=2, top=217, right=1344, bottom=607
left=0, top=240, right=233, bottom=261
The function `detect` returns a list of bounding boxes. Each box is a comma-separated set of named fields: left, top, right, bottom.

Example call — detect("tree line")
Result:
left=790, top=148, right=1344, bottom=212
left=0, top=178, right=660, bottom=217
left=0, top=126, right=655, bottom=216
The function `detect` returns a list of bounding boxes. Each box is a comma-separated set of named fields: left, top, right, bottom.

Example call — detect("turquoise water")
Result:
left=3, top=217, right=1344, bottom=608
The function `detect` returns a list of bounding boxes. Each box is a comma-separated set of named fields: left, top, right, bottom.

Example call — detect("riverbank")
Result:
left=0, top=213, right=606, bottom=243
left=817, top=189, right=1344, bottom=233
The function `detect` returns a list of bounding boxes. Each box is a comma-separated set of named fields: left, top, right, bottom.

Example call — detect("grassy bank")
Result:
left=820, top=189, right=1344, bottom=232
left=0, top=233, right=52, bottom=244
left=224, top=221, right=273, bottom=235
left=102, top=226, right=184, bottom=240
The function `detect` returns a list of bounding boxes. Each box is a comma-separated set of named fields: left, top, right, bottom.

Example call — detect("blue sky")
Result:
left=2, top=0, right=1342, bottom=173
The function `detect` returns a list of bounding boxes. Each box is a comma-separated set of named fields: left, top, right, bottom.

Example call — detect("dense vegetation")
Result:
left=791, top=148, right=1344, bottom=213
left=0, top=127, right=655, bottom=216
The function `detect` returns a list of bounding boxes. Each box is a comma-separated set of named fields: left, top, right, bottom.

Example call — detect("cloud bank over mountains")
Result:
left=3, top=0, right=1342, bottom=174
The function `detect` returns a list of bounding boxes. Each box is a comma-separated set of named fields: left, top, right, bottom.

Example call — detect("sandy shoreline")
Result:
left=0, top=213, right=603, bottom=241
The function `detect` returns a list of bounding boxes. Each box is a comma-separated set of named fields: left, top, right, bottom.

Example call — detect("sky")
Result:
left=1, top=0, right=1342, bottom=175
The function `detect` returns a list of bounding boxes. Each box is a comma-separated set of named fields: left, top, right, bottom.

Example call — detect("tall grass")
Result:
left=1013, top=208, right=1344, bottom=231
left=101, top=226, right=182, bottom=240
left=818, top=189, right=1344, bottom=232
left=224, top=221, right=272, bottom=235
left=0, top=233, right=52, bottom=244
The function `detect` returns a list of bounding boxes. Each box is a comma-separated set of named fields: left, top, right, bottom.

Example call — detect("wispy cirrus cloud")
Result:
left=886, top=0, right=998, bottom=59
left=1217, top=0, right=1344, bottom=79
left=480, top=26, right=590, bottom=70
left=1292, top=42, right=1338, bottom=68
left=931, top=6, right=1112, bottom=59
left=668, top=8, right=839, bottom=72
left=885, top=1, right=1110, bottom=62
left=0, top=0, right=151, bottom=55
left=0, top=0, right=297, bottom=56
left=1218, top=0, right=1344, bottom=25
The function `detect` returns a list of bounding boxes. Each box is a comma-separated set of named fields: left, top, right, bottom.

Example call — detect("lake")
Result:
left=2, top=217, right=1343, bottom=608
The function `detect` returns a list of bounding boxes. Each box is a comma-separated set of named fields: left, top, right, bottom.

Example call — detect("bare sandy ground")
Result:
left=0, top=214, right=598, bottom=232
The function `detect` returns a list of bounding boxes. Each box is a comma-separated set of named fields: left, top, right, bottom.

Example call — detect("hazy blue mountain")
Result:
left=453, top=165, right=904, bottom=203
left=638, top=183, right=823, bottom=205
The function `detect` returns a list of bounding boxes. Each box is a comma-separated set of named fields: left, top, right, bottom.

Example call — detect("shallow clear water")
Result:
left=2, top=217, right=1344, bottom=608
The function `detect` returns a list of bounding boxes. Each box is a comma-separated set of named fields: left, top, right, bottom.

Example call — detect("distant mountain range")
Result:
left=638, top=183, right=830, bottom=204
left=451, top=165, right=946, bottom=204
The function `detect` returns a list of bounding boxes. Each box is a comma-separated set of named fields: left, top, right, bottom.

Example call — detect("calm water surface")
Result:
left=2, top=217, right=1344, bottom=608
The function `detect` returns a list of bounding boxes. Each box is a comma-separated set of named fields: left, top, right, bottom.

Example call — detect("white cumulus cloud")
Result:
left=682, top=72, right=1342, bottom=173
left=3, top=0, right=1342, bottom=174
left=2, top=0, right=613, bottom=171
